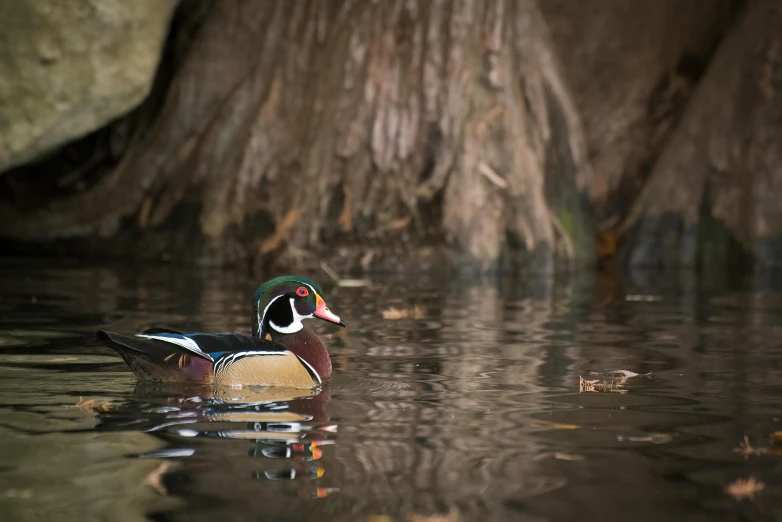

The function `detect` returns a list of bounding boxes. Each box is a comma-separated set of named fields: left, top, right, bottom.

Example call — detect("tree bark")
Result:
left=0, top=0, right=593, bottom=273
left=7, top=1, right=777, bottom=274
left=540, top=0, right=735, bottom=225
left=621, top=0, right=782, bottom=271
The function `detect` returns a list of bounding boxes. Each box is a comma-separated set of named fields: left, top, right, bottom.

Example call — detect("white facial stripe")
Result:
left=292, top=296, right=315, bottom=321
left=260, top=294, right=286, bottom=335
left=269, top=298, right=308, bottom=334
left=263, top=284, right=322, bottom=336
left=300, top=282, right=318, bottom=297
left=296, top=282, right=321, bottom=318
left=269, top=320, right=303, bottom=334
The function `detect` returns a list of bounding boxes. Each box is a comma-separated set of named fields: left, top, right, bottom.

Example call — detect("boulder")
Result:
left=0, top=0, right=177, bottom=173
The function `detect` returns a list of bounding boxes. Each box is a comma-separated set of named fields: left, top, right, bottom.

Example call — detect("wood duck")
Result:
left=97, top=276, right=344, bottom=388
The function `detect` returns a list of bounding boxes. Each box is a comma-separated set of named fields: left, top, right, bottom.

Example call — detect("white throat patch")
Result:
left=269, top=298, right=313, bottom=334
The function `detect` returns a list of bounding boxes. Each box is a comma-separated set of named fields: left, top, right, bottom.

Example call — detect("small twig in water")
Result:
left=734, top=435, right=769, bottom=459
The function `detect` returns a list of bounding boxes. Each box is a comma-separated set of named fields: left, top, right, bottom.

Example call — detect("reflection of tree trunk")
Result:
left=329, top=278, right=554, bottom=520
left=0, top=0, right=593, bottom=272
left=621, top=1, right=782, bottom=270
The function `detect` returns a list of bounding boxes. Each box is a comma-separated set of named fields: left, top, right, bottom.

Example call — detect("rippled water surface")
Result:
left=2, top=259, right=782, bottom=521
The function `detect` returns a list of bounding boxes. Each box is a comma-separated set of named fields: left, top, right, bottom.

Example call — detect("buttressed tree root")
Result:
left=0, top=0, right=593, bottom=273
left=4, top=1, right=781, bottom=274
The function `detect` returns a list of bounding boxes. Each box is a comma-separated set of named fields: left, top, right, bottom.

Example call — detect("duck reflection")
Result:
left=94, top=382, right=338, bottom=501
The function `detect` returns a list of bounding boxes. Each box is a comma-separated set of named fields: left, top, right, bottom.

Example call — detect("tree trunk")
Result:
left=621, top=0, right=782, bottom=271
left=0, top=0, right=594, bottom=273
left=539, top=0, right=735, bottom=226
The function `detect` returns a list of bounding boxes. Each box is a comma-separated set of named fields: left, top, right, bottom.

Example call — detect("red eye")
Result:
left=296, top=286, right=309, bottom=297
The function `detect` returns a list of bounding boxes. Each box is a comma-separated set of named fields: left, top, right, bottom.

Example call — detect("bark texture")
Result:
left=540, top=0, right=735, bottom=225
left=0, top=0, right=593, bottom=273
left=3, top=0, right=781, bottom=273
left=622, top=1, right=782, bottom=270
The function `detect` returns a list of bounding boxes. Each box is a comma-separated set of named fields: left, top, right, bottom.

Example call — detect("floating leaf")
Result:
left=725, top=477, right=764, bottom=500
left=68, top=398, right=114, bottom=412
left=382, top=306, right=426, bottom=320
left=579, top=375, right=627, bottom=394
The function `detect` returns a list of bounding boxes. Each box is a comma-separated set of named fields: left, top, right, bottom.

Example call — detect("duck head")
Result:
left=252, top=276, right=345, bottom=339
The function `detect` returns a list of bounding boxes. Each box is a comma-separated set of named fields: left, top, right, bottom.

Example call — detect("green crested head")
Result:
left=254, top=276, right=324, bottom=303
left=252, top=276, right=343, bottom=338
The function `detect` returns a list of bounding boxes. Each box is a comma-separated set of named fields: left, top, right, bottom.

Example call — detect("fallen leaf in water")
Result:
left=579, top=375, right=628, bottom=394
left=382, top=306, right=425, bottom=320
left=554, top=452, right=584, bottom=461
left=69, top=398, right=113, bottom=411
left=770, top=431, right=782, bottom=442
left=579, top=376, right=598, bottom=392
left=409, top=506, right=460, bottom=522
left=726, top=477, right=764, bottom=500
left=580, top=369, right=647, bottom=393
left=734, top=435, right=769, bottom=459
left=145, top=462, right=172, bottom=496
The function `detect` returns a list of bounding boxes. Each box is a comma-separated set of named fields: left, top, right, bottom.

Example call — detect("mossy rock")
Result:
left=0, top=0, right=177, bottom=173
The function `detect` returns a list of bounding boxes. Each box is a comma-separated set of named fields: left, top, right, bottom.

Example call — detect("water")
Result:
left=1, top=259, right=782, bottom=521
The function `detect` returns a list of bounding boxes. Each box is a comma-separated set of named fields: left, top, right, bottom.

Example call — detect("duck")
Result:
left=96, top=276, right=344, bottom=388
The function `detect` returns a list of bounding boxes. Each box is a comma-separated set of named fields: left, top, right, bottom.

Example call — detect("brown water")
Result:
left=1, top=259, right=782, bottom=522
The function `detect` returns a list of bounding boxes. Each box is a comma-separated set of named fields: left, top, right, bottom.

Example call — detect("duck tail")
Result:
left=97, top=330, right=213, bottom=383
